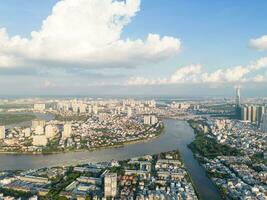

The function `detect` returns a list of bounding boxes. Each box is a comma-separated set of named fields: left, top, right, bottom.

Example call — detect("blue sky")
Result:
left=0, top=0, right=267, bottom=96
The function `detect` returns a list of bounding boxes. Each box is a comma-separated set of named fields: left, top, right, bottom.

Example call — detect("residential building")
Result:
left=34, top=104, right=46, bottom=112
left=62, top=124, right=72, bottom=139
left=0, top=126, right=5, bottom=139
left=104, top=173, right=117, bottom=198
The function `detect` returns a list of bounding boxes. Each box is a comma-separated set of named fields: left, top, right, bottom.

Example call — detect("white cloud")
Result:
left=0, top=0, right=181, bottom=68
left=126, top=57, right=267, bottom=85
left=201, top=65, right=250, bottom=83
left=170, top=64, right=202, bottom=83
left=250, top=35, right=267, bottom=51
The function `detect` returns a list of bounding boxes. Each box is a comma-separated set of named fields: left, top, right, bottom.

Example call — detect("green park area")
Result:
left=188, top=133, right=243, bottom=159
left=0, top=113, right=36, bottom=125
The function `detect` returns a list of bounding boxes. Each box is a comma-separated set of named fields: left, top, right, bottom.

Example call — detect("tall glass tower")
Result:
left=236, top=87, right=241, bottom=106
left=235, top=87, right=241, bottom=119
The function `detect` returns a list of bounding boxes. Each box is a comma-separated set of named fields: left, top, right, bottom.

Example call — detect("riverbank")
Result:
left=187, top=119, right=243, bottom=157
left=187, top=119, right=246, bottom=199
left=0, top=124, right=165, bottom=155
left=0, top=149, right=200, bottom=200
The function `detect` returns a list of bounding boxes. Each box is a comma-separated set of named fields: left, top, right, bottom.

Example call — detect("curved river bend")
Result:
left=0, top=119, right=221, bottom=200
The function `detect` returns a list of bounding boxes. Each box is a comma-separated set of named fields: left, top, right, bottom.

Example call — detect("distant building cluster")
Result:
left=33, top=103, right=46, bottom=112
left=0, top=99, right=163, bottom=153
left=235, top=88, right=267, bottom=131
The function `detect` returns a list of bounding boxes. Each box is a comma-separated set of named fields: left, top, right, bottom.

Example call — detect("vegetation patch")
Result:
left=0, top=113, right=36, bottom=125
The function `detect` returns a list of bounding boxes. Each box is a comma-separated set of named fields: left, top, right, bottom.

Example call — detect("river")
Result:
left=0, top=119, right=221, bottom=200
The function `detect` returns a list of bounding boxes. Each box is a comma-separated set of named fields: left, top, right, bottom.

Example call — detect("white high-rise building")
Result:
left=247, top=106, right=252, bottom=122
left=35, top=125, right=44, bottom=135
left=62, top=124, right=72, bottom=139
left=127, top=107, right=132, bottom=118
left=32, top=120, right=46, bottom=129
left=104, top=173, right=117, bottom=198
left=148, top=100, right=156, bottom=108
left=93, top=105, right=98, bottom=115
left=88, top=105, right=92, bottom=114
left=0, top=126, right=5, bottom=139
left=261, top=113, right=267, bottom=132
left=144, top=115, right=151, bottom=125
left=23, top=128, right=31, bottom=137
left=45, top=125, right=57, bottom=139
left=144, top=115, right=158, bottom=125
left=34, top=104, right=46, bottom=112
left=79, top=104, right=87, bottom=113
left=150, top=115, right=158, bottom=125
left=32, top=135, right=48, bottom=146
left=251, top=106, right=257, bottom=122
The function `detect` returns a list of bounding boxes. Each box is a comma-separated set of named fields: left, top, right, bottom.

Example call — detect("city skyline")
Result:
left=1, top=0, right=267, bottom=95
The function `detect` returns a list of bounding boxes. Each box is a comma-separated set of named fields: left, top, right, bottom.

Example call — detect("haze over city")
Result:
left=1, top=0, right=267, bottom=96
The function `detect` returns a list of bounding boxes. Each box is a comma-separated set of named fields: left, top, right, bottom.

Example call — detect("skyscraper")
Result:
left=236, top=87, right=241, bottom=106
left=257, top=106, right=265, bottom=125
left=247, top=106, right=252, bottom=122
left=235, top=87, right=241, bottom=119
left=251, top=106, right=257, bottom=122
left=241, top=106, right=247, bottom=121
left=261, top=113, right=267, bottom=132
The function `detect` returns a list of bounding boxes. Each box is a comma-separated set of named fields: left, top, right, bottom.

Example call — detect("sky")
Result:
left=0, top=0, right=267, bottom=96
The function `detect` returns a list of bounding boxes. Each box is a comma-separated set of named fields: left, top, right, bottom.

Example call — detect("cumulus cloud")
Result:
left=250, top=35, right=267, bottom=51
left=0, top=0, right=181, bottom=69
left=170, top=64, right=202, bottom=83
left=126, top=57, right=267, bottom=85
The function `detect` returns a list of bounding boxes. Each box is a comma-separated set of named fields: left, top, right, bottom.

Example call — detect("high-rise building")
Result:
left=32, top=120, right=46, bottom=129
left=127, top=107, right=132, bottom=118
left=241, top=106, right=247, bottom=121
left=247, top=106, right=252, bottom=122
left=150, top=115, right=158, bottom=125
left=45, top=125, right=57, bottom=139
left=35, top=125, right=44, bottom=135
left=0, top=126, right=5, bottom=139
left=23, top=128, right=31, bottom=138
left=257, top=106, right=265, bottom=125
left=235, top=88, right=241, bottom=119
left=261, top=113, right=267, bottom=132
left=93, top=105, right=98, bottom=115
left=88, top=105, right=92, bottom=114
left=144, top=115, right=151, bottom=125
left=34, top=104, right=46, bottom=112
left=251, top=106, right=257, bottom=122
left=62, top=123, right=72, bottom=139
left=79, top=104, right=87, bottom=113
left=236, top=87, right=241, bottom=106
left=144, top=115, right=158, bottom=125
left=32, top=135, right=48, bottom=146
left=104, top=173, right=117, bottom=198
